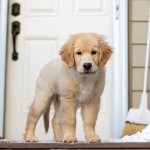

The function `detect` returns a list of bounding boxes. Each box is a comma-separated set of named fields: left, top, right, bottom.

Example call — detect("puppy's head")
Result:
left=60, top=33, right=112, bottom=74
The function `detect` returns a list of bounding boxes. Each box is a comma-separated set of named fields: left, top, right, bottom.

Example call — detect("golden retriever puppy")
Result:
left=24, top=33, right=112, bottom=143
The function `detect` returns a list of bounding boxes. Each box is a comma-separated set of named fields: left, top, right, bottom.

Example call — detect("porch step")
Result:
left=0, top=141, right=150, bottom=149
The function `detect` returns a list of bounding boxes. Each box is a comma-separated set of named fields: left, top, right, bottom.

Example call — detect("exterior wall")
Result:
left=128, top=0, right=150, bottom=108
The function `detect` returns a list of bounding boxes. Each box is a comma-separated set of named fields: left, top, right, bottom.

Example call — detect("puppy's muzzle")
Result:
left=83, top=62, right=92, bottom=70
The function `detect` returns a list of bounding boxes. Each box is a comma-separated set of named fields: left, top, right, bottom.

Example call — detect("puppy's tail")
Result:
left=43, top=104, right=51, bottom=133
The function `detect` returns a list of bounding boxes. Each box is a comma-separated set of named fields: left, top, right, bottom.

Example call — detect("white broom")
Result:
left=121, top=10, right=150, bottom=137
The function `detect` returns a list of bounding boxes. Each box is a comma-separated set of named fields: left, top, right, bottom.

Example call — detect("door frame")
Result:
left=0, top=0, right=8, bottom=138
left=1, top=0, right=128, bottom=139
left=112, top=0, right=128, bottom=138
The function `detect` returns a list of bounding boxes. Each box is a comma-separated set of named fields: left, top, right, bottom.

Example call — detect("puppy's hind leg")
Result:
left=24, top=92, right=51, bottom=142
left=52, top=97, right=63, bottom=142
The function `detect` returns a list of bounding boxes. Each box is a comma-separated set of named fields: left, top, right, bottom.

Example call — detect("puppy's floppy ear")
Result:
left=60, top=36, right=75, bottom=68
left=99, top=41, right=112, bottom=67
left=90, top=33, right=112, bottom=67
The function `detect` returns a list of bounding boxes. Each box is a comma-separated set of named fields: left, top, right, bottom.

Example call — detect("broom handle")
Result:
left=143, top=12, right=150, bottom=93
left=139, top=10, right=150, bottom=110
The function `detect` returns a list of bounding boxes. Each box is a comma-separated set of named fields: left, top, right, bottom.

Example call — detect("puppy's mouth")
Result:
left=78, top=70, right=96, bottom=74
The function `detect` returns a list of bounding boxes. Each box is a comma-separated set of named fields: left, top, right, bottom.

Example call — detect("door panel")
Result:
left=5, top=0, right=113, bottom=141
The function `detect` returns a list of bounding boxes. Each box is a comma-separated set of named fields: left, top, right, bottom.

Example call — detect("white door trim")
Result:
left=0, top=0, right=8, bottom=138
left=112, top=0, right=128, bottom=138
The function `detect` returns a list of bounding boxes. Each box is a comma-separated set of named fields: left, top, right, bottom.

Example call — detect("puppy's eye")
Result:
left=91, top=50, right=97, bottom=55
left=76, top=51, right=82, bottom=55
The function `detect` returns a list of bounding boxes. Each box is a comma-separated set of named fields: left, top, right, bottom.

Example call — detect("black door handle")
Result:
left=12, top=3, right=20, bottom=16
left=12, top=21, right=20, bottom=61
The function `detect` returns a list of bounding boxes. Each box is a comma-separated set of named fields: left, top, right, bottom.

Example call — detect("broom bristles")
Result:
left=121, top=123, right=146, bottom=137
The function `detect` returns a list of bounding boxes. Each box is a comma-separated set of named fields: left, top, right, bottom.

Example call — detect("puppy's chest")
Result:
left=76, top=81, right=95, bottom=104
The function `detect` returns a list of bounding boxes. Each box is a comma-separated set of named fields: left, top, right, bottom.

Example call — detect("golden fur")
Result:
left=24, top=33, right=112, bottom=143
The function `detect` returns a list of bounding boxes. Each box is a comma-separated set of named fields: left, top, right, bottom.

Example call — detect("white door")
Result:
left=5, top=0, right=113, bottom=141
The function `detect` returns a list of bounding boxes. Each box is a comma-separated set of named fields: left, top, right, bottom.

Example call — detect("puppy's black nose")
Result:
left=83, top=62, right=92, bottom=70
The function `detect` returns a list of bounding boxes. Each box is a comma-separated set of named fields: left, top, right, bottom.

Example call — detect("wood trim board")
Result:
left=0, top=141, right=150, bottom=149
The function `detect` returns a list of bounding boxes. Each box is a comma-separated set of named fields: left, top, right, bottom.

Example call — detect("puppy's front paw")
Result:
left=63, top=134, right=77, bottom=143
left=55, top=135, right=63, bottom=142
left=24, top=133, right=37, bottom=142
left=86, top=134, right=101, bottom=143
